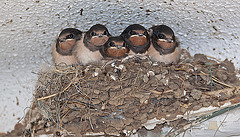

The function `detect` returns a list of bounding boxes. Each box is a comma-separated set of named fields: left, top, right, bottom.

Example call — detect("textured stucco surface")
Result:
left=0, top=0, right=240, bottom=134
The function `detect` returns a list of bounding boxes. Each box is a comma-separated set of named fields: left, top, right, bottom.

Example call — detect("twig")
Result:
left=150, top=89, right=173, bottom=95
left=213, top=109, right=229, bottom=137
left=17, top=106, right=30, bottom=123
left=212, top=77, right=233, bottom=88
left=56, top=101, right=61, bottom=129
left=165, top=89, right=174, bottom=93
left=165, top=127, right=175, bottom=137
left=178, top=76, right=186, bottom=90
left=200, top=71, right=233, bottom=88
left=133, top=69, right=141, bottom=85
left=205, top=55, right=222, bottom=62
left=182, top=130, right=186, bottom=137
left=203, top=87, right=237, bottom=98
left=205, top=63, right=213, bottom=95
left=60, top=109, right=71, bottom=128
left=74, top=82, right=89, bottom=98
left=89, top=117, right=94, bottom=130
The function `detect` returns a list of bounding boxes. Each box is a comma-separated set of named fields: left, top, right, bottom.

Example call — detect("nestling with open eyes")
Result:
left=100, top=36, right=129, bottom=59
left=120, top=24, right=150, bottom=55
left=74, top=24, right=111, bottom=65
left=52, top=28, right=83, bottom=65
left=147, top=25, right=181, bottom=64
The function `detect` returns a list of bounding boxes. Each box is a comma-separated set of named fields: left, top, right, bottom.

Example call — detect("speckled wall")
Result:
left=0, top=0, right=239, bottom=134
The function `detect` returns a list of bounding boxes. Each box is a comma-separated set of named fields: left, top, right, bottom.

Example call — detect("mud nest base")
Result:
left=16, top=51, right=240, bottom=136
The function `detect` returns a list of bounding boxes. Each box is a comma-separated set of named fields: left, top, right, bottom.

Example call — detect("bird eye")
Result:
left=122, top=42, right=126, bottom=47
left=66, top=34, right=74, bottom=39
left=91, top=32, right=97, bottom=36
left=158, top=34, right=165, bottom=39
left=129, top=30, right=137, bottom=35
left=109, top=41, right=115, bottom=47
left=103, top=31, right=108, bottom=35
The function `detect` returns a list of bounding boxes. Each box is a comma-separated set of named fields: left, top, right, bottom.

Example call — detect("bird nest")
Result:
left=17, top=50, right=240, bottom=136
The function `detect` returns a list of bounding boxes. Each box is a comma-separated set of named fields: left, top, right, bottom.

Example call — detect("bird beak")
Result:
left=166, top=38, right=173, bottom=43
left=92, top=34, right=107, bottom=38
left=158, top=38, right=173, bottom=43
left=59, top=38, right=74, bottom=42
left=117, top=45, right=122, bottom=49
left=130, top=34, right=146, bottom=38
left=158, top=39, right=167, bottom=42
left=59, top=38, right=66, bottom=42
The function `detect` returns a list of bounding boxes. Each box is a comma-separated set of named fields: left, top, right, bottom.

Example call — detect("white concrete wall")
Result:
left=0, top=0, right=240, bottom=135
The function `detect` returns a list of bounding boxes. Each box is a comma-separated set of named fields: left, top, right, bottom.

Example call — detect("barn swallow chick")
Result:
left=75, top=24, right=111, bottom=65
left=121, top=24, right=150, bottom=55
left=148, top=25, right=181, bottom=64
left=100, top=36, right=129, bottom=59
left=52, top=28, right=83, bottom=65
